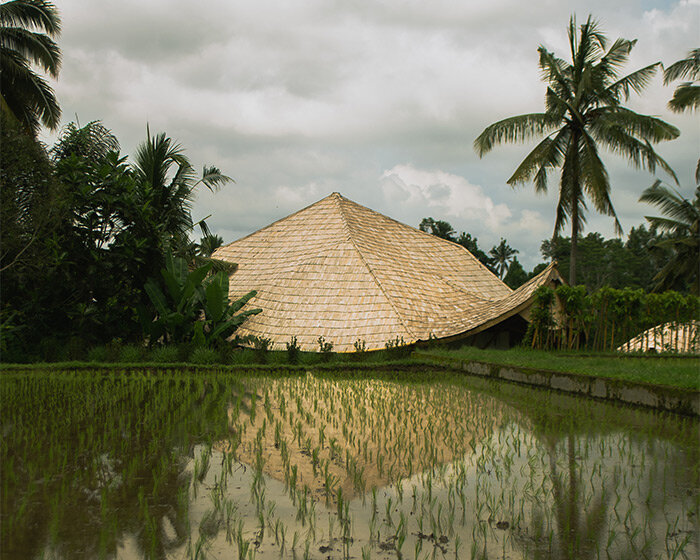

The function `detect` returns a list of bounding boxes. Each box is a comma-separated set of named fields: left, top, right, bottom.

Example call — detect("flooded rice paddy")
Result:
left=1, top=368, right=698, bottom=559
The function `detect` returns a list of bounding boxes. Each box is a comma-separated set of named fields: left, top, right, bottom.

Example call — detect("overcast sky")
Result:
left=41, top=0, right=699, bottom=269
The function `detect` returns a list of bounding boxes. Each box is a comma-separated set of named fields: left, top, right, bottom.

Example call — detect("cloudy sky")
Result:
left=42, top=0, right=699, bottom=269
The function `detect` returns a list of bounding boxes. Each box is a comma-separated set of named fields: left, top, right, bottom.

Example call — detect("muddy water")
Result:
left=1, top=370, right=697, bottom=559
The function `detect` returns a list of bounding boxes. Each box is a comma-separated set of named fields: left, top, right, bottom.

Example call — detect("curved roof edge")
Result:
left=423, top=262, right=564, bottom=347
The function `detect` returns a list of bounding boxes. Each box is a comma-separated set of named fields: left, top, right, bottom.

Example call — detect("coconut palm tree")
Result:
left=0, top=0, right=61, bottom=135
left=664, top=48, right=699, bottom=114
left=640, top=181, right=699, bottom=293
left=131, top=129, right=233, bottom=248
left=475, top=15, right=679, bottom=285
left=419, top=217, right=456, bottom=241
left=489, top=238, right=518, bottom=279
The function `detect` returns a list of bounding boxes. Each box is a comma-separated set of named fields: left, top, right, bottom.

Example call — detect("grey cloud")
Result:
left=47, top=0, right=699, bottom=270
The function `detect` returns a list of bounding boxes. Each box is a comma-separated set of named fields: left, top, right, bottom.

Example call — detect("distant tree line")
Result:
left=419, top=216, right=697, bottom=294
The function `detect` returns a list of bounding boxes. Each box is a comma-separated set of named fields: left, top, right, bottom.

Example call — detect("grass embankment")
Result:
left=3, top=343, right=697, bottom=391
left=417, top=346, right=700, bottom=390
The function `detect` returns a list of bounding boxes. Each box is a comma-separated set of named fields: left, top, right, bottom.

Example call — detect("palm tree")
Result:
left=419, top=217, right=456, bottom=241
left=664, top=48, right=699, bottom=114
left=475, top=15, right=679, bottom=285
left=489, top=238, right=518, bottom=279
left=639, top=181, right=699, bottom=293
left=131, top=128, right=233, bottom=248
left=0, top=0, right=61, bottom=135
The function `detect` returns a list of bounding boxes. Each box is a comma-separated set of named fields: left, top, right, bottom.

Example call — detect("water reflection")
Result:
left=1, top=370, right=697, bottom=559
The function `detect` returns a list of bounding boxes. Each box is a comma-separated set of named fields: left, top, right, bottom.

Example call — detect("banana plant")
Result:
left=199, top=270, right=261, bottom=346
left=141, top=251, right=260, bottom=345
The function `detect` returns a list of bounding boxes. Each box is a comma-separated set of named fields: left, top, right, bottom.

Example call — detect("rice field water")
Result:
left=1, top=369, right=698, bottom=560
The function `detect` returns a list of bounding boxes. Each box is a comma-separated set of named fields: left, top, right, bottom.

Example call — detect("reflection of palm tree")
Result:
left=640, top=182, right=699, bottom=292
left=500, top=393, right=637, bottom=560
left=475, top=15, right=679, bottom=285
left=0, top=0, right=61, bottom=135
left=513, top=432, right=638, bottom=560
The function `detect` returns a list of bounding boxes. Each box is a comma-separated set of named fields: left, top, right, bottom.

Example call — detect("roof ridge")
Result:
left=215, top=193, right=341, bottom=250
left=335, top=195, right=415, bottom=340
left=333, top=194, right=511, bottom=294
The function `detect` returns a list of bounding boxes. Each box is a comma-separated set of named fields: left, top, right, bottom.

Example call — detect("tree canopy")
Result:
left=0, top=0, right=61, bottom=135
left=475, top=14, right=679, bottom=285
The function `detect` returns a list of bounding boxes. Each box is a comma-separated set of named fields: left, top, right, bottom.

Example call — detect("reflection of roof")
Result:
left=214, top=192, right=561, bottom=352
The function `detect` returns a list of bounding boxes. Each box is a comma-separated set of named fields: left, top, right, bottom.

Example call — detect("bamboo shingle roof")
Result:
left=214, top=192, right=561, bottom=352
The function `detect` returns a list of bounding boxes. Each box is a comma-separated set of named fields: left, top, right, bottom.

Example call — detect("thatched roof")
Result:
left=617, top=322, right=699, bottom=354
left=214, top=192, right=561, bottom=352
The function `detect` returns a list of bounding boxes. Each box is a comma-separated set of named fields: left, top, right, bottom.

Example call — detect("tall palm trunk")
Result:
left=569, top=132, right=581, bottom=286
left=571, top=199, right=579, bottom=285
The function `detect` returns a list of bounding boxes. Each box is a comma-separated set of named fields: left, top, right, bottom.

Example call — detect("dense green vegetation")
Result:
left=0, top=118, right=247, bottom=360
left=418, top=218, right=685, bottom=292
left=524, top=284, right=699, bottom=354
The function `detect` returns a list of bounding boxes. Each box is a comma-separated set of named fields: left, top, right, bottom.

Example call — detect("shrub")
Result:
left=384, top=336, right=411, bottom=359
left=148, top=345, right=180, bottom=364
left=253, top=336, right=272, bottom=363
left=318, top=336, right=334, bottom=362
left=87, top=346, right=108, bottom=363
left=286, top=336, right=300, bottom=364
left=105, top=338, right=123, bottom=362
left=118, top=344, right=145, bottom=363
left=189, top=347, right=221, bottom=365
left=66, top=336, right=87, bottom=361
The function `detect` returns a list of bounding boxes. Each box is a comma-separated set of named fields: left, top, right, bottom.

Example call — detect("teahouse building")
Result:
left=213, top=193, right=562, bottom=352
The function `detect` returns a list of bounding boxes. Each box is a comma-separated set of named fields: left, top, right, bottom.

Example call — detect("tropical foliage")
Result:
left=1, top=119, right=245, bottom=360
left=419, top=217, right=456, bottom=240
left=489, top=238, right=518, bottom=279
left=475, top=15, right=679, bottom=284
left=664, top=48, right=699, bottom=114
left=0, top=0, right=61, bottom=134
left=540, top=227, right=670, bottom=292
left=141, top=251, right=261, bottom=347
left=526, top=284, right=698, bottom=352
left=640, top=182, right=699, bottom=293
left=503, top=257, right=528, bottom=289
left=419, top=217, right=495, bottom=271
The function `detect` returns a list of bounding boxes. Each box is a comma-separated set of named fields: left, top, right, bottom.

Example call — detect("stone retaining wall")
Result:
left=417, top=353, right=700, bottom=417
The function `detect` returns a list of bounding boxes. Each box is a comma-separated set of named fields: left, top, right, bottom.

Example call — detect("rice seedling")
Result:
left=1, top=367, right=697, bottom=559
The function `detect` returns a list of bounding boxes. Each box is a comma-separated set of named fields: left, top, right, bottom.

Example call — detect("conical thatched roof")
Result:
left=214, top=192, right=561, bottom=352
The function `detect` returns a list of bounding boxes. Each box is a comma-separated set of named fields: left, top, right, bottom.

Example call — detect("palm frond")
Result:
left=574, top=15, right=606, bottom=69
left=0, top=48, right=59, bottom=131
left=0, top=26, right=61, bottom=76
left=640, top=181, right=698, bottom=230
left=538, top=47, right=573, bottom=101
left=507, top=128, right=568, bottom=188
left=193, top=165, right=234, bottom=192
left=590, top=106, right=680, bottom=143
left=0, top=0, right=61, bottom=36
left=602, top=63, right=659, bottom=104
left=668, top=83, right=700, bottom=113
left=474, top=113, right=560, bottom=157
left=663, top=48, right=700, bottom=84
